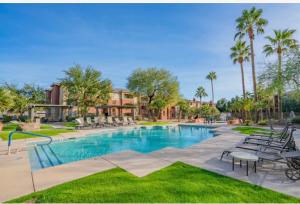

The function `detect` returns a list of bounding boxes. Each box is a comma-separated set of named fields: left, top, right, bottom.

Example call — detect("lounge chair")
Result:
left=122, top=116, right=130, bottom=125
left=94, top=117, right=104, bottom=128
left=107, top=116, right=117, bottom=126
left=114, top=117, right=125, bottom=126
left=75, top=118, right=85, bottom=129
left=281, top=150, right=300, bottom=181
left=128, top=117, right=137, bottom=125
left=220, top=127, right=296, bottom=160
left=86, top=117, right=95, bottom=128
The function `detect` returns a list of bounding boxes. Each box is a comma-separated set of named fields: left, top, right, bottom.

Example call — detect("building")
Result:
left=45, top=84, right=211, bottom=121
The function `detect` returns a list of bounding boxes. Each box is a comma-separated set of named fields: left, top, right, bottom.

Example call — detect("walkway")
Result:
left=0, top=125, right=299, bottom=202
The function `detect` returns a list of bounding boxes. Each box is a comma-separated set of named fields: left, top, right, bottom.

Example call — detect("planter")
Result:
left=193, top=118, right=205, bottom=124
left=19, top=122, right=40, bottom=131
left=227, top=119, right=241, bottom=125
left=0, top=122, right=3, bottom=131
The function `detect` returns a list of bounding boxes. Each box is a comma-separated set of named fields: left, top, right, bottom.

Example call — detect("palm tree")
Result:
left=206, top=72, right=217, bottom=103
left=235, top=7, right=268, bottom=102
left=230, top=40, right=250, bottom=99
left=263, top=29, right=298, bottom=120
left=195, top=86, right=208, bottom=105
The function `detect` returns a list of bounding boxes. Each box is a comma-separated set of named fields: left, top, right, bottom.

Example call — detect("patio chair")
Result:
left=93, top=117, right=103, bottom=128
left=220, top=127, right=296, bottom=160
left=281, top=150, right=300, bottom=181
left=114, top=117, right=125, bottom=126
left=244, top=123, right=290, bottom=143
left=86, top=117, right=95, bottom=128
left=128, top=117, right=137, bottom=125
left=107, top=116, right=117, bottom=126
left=75, top=118, right=85, bottom=129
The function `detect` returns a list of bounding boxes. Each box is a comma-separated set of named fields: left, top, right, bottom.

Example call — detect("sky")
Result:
left=1, top=4, right=300, bottom=101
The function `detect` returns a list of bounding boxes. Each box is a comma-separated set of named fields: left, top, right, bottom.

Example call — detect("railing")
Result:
left=7, top=131, right=53, bottom=155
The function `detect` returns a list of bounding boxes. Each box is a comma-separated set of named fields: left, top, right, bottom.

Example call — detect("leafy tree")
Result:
left=4, top=84, right=29, bottom=116
left=285, top=49, right=300, bottom=90
left=235, top=7, right=268, bottom=101
left=127, top=68, right=179, bottom=121
left=60, top=64, right=112, bottom=117
left=0, top=87, right=14, bottom=113
left=263, top=29, right=298, bottom=120
left=177, top=99, right=190, bottom=121
left=206, top=72, right=217, bottom=103
left=194, top=86, right=208, bottom=105
left=230, top=40, right=250, bottom=98
left=21, top=84, right=46, bottom=104
left=216, top=98, right=228, bottom=112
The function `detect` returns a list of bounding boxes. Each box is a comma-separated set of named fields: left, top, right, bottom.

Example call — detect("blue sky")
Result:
left=1, top=4, right=300, bottom=101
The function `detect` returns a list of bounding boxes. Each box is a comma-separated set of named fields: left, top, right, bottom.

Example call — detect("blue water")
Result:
left=28, top=125, right=216, bottom=171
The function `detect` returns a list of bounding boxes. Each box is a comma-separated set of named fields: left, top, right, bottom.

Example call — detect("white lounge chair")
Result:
left=128, top=117, right=136, bottom=125
left=107, top=116, right=117, bottom=126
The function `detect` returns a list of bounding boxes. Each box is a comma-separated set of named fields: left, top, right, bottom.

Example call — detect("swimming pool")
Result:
left=28, top=125, right=217, bottom=171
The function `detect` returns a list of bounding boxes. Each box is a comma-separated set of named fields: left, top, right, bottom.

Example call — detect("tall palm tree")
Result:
left=235, top=7, right=268, bottom=102
left=195, top=86, right=208, bottom=105
left=206, top=72, right=217, bottom=103
left=230, top=40, right=250, bottom=99
left=263, top=29, right=298, bottom=120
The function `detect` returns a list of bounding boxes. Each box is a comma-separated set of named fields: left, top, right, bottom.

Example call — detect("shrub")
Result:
left=3, top=115, right=12, bottom=123
left=291, top=116, right=300, bottom=124
left=243, top=120, right=253, bottom=126
left=257, top=120, right=268, bottom=126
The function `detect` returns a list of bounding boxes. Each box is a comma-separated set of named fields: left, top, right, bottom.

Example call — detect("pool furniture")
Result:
left=282, top=150, right=300, bottom=181
left=231, top=151, right=258, bottom=176
left=128, top=117, right=136, bottom=125
left=220, top=127, right=296, bottom=160
left=114, top=117, right=125, bottom=126
left=107, top=116, right=117, bottom=126
left=94, top=117, right=104, bottom=128
left=86, top=117, right=95, bottom=128
left=75, top=118, right=85, bottom=129
left=122, top=116, right=130, bottom=125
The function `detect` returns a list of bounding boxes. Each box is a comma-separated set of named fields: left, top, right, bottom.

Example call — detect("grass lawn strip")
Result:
left=7, top=162, right=300, bottom=203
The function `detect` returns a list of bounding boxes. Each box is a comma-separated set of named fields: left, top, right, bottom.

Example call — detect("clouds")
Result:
left=0, top=4, right=299, bottom=101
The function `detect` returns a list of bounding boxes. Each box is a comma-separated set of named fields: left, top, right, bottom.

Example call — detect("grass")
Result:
left=138, top=121, right=171, bottom=126
left=8, top=162, right=299, bottom=203
left=232, top=126, right=273, bottom=135
left=0, top=129, right=75, bottom=140
left=63, top=122, right=77, bottom=127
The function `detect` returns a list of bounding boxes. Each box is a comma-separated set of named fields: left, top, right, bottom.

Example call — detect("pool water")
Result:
left=28, top=125, right=216, bottom=171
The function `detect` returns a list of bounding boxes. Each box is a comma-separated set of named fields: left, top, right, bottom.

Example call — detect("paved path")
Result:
left=0, top=125, right=299, bottom=201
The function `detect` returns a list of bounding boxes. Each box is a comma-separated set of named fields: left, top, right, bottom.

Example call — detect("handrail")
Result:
left=8, top=131, right=53, bottom=155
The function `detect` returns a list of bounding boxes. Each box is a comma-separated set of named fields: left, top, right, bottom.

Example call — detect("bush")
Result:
left=18, top=115, right=28, bottom=122
left=291, top=116, right=300, bottom=124
left=243, top=120, right=253, bottom=126
left=3, top=115, right=12, bottom=123
left=257, top=120, right=268, bottom=126
left=66, top=116, right=76, bottom=122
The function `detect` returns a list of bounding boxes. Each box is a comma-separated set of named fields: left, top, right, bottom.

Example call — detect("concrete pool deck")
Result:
left=0, top=124, right=299, bottom=201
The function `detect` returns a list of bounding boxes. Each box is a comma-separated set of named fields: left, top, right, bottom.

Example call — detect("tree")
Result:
left=4, top=84, right=29, bottom=116
left=216, top=98, right=228, bottom=112
left=194, top=86, right=208, bottom=105
left=127, top=68, right=179, bottom=121
left=206, top=72, right=217, bottom=103
left=285, top=50, right=300, bottom=90
left=177, top=99, right=190, bottom=121
left=21, top=84, right=46, bottom=104
left=0, top=87, right=14, bottom=113
left=263, top=29, right=298, bottom=120
left=235, top=7, right=268, bottom=102
left=230, top=40, right=250, bottom=98
left=60, top=64, right=112, bottom=117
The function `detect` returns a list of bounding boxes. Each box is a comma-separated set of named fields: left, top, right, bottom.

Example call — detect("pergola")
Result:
left=95, top=104, right=137, bottom=118
left=28, top=104, right=73, bottom=122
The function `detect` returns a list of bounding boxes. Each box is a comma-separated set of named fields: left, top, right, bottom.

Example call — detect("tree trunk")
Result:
left=249, top=36, right=257, bottom=101
left=277, top=52, right=283, bottom=121
left=211, top=80, right=214, bottom=103
left=240, top=62, right=246, bottom=99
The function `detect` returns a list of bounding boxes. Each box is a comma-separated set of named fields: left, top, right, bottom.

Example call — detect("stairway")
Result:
left=32, top=144, right=62, bottom=169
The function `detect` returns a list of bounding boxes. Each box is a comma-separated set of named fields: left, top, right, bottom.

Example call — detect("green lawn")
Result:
left=8, top=162, right=299, bottom=203
left=232, top=126, right=273, bottom=135
left=0, top=129, right=75, bottom=140
left=63, top=122, right=77, bottom=128
left=139, top=121, right=171, bottom=126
